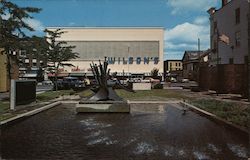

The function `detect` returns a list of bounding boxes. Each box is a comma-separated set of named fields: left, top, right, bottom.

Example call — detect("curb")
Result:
left=127, top=100, right=181, bottom=104
left=180, top=101, right=249, bottom=134
left=0, top=101, right=61, bottom=126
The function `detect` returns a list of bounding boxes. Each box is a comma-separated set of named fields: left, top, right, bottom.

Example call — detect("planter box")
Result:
left=132, top=82, right=151, bottom=90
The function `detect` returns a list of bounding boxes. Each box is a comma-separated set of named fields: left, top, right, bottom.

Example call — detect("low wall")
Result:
left=199, top=64, right=247, bottom=95
left=132, top=82, right=151, bottom=90
left=11, top=80, right=36, bottom=110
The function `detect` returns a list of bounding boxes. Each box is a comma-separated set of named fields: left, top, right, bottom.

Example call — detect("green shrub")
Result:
left=153, top=83, right=163, bottom=89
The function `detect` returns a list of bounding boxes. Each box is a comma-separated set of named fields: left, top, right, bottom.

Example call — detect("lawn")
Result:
left=115, top=89, right=188, bottom=101
left=0, top=101, right=10, bottom=113
left=190, top=99, right=250, bottom=129
left=36, top=90, right=76, bottom=102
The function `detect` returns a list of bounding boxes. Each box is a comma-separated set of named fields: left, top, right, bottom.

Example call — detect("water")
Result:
left=1, top=103, right=249, bottom=159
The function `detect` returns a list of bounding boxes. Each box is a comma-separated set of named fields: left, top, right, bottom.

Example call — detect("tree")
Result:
left=151, top=68, right=159, bottom=79
left=45, top=29, right=79, bottom=90
left=0, top=0, right=41, bottom=83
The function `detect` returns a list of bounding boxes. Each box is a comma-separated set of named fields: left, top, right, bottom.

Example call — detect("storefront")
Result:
left=46, top=27, right=164, bottom=79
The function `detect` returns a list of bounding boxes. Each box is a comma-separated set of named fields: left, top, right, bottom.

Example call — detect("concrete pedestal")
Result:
left=76, top=101, right=130, bottom=113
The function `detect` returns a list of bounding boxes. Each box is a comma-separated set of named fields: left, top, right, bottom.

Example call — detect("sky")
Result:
left=12, top=0, right=221, bottom=60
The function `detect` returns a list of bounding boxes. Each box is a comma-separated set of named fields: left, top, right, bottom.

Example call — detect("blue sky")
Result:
left=13, top=0, right=220, bottom=60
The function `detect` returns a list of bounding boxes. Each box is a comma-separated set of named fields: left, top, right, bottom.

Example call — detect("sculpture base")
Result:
left=76, top=101, right=130, bottom=113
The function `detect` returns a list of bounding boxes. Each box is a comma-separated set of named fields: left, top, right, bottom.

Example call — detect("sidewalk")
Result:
left=0, top=92, right=9, bottom=101
left=163, top=82, right=250, bottom=105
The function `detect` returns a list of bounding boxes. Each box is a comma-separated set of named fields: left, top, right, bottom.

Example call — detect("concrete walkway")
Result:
left=0, top=92, right=9, bottom=101
left=128, top=100, right=181, bottom=104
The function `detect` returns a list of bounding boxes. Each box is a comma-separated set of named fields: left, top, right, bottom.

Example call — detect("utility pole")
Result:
left=198, top=38, right=201, bottom=86
left=248, top=0, right=250, bottom=101
left=216, top=29, right=220, bottom=96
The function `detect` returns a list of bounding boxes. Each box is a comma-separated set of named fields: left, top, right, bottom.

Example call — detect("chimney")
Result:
left=207, top=7, right=216, bottom=15
left=222, top=0, right=228, bottom=7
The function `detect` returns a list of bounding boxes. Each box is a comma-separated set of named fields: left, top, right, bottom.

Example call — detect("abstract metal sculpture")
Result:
left=89, top=58, right=134, bottom=101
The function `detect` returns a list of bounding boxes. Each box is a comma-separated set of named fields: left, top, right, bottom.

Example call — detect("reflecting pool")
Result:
left=1, top=103, right=249, bottom=159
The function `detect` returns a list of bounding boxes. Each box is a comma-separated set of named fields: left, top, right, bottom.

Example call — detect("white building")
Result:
left=208, top=0, right=249, bottom=66
left=46, top=27, right=164, bottom=78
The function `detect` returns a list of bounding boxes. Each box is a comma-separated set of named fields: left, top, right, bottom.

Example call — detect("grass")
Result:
left=190, top=99, right=250, bottom=128
left=0, top=101, right=12, bottom=121
left=36, top=90, right=76, bottom=102
left=0, top=101, right=10, bottom=113
left=115, top=89, right=188, bottom=101
left=77, top=89, right=94, bottom=98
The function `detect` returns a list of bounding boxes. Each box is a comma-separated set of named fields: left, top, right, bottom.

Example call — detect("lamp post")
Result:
left=128, top=46, right=130, bottom=79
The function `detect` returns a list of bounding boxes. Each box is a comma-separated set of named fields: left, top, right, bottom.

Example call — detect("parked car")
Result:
left=54, top=77, right=86, bottom=90
left=181, top=78, right=189, bottom=83
left=42, top=80, right=53, bottom=85
left=55, top=79, right=64, bottom=90
left=170, top=77, right=177, bottom=83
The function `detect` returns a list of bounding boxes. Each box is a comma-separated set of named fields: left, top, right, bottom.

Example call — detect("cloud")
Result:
left=165, top=22, right=209, bottom=43
left=193, top=16, right=209, bottom=25
left=167, top=0, right=218, bottom=14
left=164, top=20, right=210, bottom=60
left=23, top=18, right=45, bottom=32
left=69, top=22, right=76, bottom=26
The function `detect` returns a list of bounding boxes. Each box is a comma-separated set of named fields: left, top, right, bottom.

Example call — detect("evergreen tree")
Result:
left=0, top=0, right=41, bottom=81
left=45, top=29, right=79, bottom=90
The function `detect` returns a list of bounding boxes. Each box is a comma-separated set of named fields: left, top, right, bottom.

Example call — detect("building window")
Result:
left=229, top=58, right=234, bottom=64
left=179, top=63, right=181, bottom=67
left=235, top=31, right=241, bottom=47
left=235, top=8, right=240, bottom=24
left=176, top=63, right=178, bottom=66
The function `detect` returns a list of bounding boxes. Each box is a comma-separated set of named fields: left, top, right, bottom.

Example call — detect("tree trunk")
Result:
left=55, top=63, right=59, bottom=91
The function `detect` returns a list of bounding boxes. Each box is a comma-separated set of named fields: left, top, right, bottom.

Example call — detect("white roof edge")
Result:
left=46, top=26, right=165, bottom=29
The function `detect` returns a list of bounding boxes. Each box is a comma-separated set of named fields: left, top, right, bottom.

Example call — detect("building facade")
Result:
left=164, top=60, right=182, bottom=72
left=19, top=50, right=46, bottom=81
left=46, top=27, right=164, bottom=78
left=182, top=50, right=208, bottom=81
left=0, top=52, right=8, bottom=92
left=208, top=0, right=249, bottom=66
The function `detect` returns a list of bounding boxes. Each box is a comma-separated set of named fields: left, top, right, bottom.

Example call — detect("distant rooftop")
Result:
left=46, top=26, right=165, bottom=29
left=182, top=50, right=205, bottom=61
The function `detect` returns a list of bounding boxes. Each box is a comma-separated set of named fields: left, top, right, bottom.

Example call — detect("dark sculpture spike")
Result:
left=88, top=59, right=134, bottom=101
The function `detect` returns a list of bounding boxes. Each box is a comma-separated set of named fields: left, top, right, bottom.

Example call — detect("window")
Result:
left=179, top=63, right=181, bottom=67
left=176, top=63, right=178, bottom=66
left=235, top=8, right=240, bottom=24
left=229, top=58, right=234, bottom=64
left=235, top=31, right=241, bottom=47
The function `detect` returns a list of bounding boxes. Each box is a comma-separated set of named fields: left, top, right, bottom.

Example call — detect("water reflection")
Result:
left=1, top=103, right=249, bottom=160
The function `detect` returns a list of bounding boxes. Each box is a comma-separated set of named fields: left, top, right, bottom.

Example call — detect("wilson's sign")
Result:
left=107, top=57, right=159, bottom=65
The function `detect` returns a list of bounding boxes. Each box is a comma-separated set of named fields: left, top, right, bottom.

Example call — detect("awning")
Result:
left=69, top=73, right=86, bottom=77
left=48, top=73, right=69, bottom=77
left=21, top=73, right=38, bottom=78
